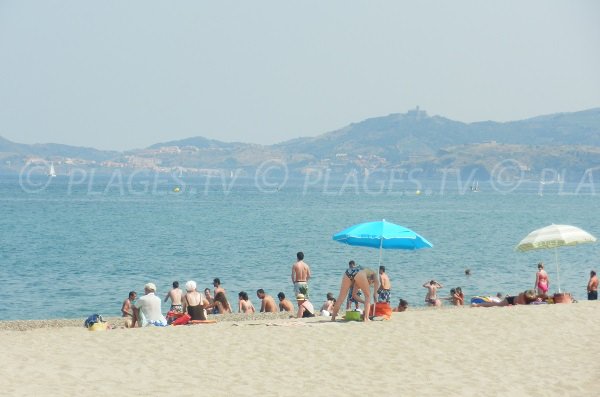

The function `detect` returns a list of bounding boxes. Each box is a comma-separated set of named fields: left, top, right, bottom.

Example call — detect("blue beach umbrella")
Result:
left=333, top=219, right=433, bottom=252
left=332, top=219, right=432, bottom=316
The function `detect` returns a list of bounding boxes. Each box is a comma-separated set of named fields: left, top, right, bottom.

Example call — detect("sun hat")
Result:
left=185, top=280, right=197, bottom=292
left=296, top=293, right=306, bottom=301
left=145, top=283, right=157, bottom=292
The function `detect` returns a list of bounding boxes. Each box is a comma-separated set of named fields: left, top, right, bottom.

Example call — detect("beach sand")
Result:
left=1, top=302, right=598, bottom=396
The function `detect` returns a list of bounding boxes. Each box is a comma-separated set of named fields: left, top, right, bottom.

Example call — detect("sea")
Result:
left=1, top=172, right=599, bottom=320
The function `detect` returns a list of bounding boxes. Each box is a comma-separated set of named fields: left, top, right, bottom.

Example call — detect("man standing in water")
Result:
left=378, top=266, right=391, bottom=303
left=587, top=270, right=598, bottom=300
left=291, top=251, right=311, bottom=298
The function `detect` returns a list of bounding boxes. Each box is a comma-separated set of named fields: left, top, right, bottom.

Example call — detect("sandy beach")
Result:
left=1, top=302, right=598, bottom=396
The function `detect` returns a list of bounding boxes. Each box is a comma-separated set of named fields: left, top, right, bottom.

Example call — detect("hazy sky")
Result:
left=1, top=1, right=599, bottom=150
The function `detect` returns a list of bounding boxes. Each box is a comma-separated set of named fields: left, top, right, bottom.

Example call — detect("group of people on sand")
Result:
left=119, top=251, right=407, bottom=327
left=121, top=278, right=232, bottom=327
left=120, top=253, right=599, bottom=327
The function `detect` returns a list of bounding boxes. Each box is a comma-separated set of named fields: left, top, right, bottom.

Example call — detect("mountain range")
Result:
left=2, top=107, right=600, bottom=180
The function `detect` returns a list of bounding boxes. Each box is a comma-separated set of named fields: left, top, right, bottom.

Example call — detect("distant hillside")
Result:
left=2, top=107, right=600, bottom=180
left=273, top=107, right=600, bottom=162
left=0, top=136, right=117, bottom=161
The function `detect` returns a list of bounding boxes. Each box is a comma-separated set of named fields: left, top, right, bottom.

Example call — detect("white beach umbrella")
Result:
left=516, top=224, right=596, bottom=292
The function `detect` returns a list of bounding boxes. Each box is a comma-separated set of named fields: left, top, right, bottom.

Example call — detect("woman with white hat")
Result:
left=182, top=280, right=207, bottom=321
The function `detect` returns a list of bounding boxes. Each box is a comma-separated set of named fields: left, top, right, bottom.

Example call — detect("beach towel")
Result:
left=171, top=313, right=191, bottom=326
left=369, top=302, right=392, bottom=320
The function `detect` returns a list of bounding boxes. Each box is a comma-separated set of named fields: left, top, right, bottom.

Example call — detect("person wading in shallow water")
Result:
left=587, top=270, right=598, bottom=300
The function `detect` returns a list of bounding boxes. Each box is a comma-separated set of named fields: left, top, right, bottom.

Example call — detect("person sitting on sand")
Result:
left=330, top=267, right=380, bottom=322
left=320, top=292, right=335, bottom=316
left=393, top=299, right=408, bottom=312
left=238, top=291, right=256, bottom=314
left=277, top=292, right=294, bottom=312
left=204, top=288, right=217, bottom=314
left=212, top=291, right=232, bottom=314
left=423, top=280, right=443, bottom=307
left=164, top=281, right=183, bottom=314
left=182, top=280, right=207, bottom=321
left=472, top=290, right=543, bottom=307
left=257, top=289, right=277, bottom=313
left=121, top=291, right=137, bottom=328
left=133, top=283, right=167, bottom=327
left=204, top=288, right=214, bottom=305
left=296, top=294, right=315, bottom=318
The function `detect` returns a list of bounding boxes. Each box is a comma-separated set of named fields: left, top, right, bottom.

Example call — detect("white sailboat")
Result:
left=471, top=181, right=480, bottom=192
left=48, top=162, right=57, bottom=177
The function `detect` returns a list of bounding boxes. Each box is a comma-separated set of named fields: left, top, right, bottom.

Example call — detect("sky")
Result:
left=0, top=1, right=599, bottom=151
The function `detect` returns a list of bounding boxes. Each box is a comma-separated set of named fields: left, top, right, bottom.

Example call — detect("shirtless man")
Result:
left=238, top=291, right=256, bottom=314
left=256, top=289, right=277, bottom=312
left=164, top=281, right=183, bottom=313
left=423, top=280, right=443, bottom=307
left=291, top=251, right=311, bottom=298
left=121, top=291, right=137, bottom=328
left=213, top=278, right=225, bottom=296
left=277, top=292, right=294, bottom=312
left=378, top=266, right=391, bottom=303
left=587, top=270, right=598, bottom=300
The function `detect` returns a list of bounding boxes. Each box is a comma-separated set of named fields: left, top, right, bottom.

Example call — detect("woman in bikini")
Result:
left=330, top=266, right=380, bottom=322
left=535, top=262, right=550, bottom=295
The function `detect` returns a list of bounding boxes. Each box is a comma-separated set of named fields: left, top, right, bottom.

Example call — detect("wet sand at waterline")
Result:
left=1, top=303, right=598, bottom=396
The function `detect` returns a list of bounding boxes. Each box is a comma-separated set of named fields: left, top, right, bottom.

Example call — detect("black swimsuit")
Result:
left=187, top=304, right=206, bottom=321
left=345, top=267, right=360, bottom=280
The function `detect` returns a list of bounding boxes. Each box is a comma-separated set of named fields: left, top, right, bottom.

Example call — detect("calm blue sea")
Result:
left=1, top=174, right=599, bottom=320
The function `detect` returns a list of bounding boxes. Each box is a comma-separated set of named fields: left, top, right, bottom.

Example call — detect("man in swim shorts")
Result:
left=378, top=265, right=391, bottom=303
left=291, top=251, right=311, bottom=298
left=587, top=270, right=598, bottom=300
left=164, top=281, right=183, bottom=313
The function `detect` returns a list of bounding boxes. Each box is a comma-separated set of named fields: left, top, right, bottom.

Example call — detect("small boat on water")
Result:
left=470, top=181, right=480, bottom=192
left=48, top=162, right=57, bottom=177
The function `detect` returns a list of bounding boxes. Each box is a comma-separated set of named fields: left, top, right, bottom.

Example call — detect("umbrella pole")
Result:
left=555, top=247, right=561, bottom=293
